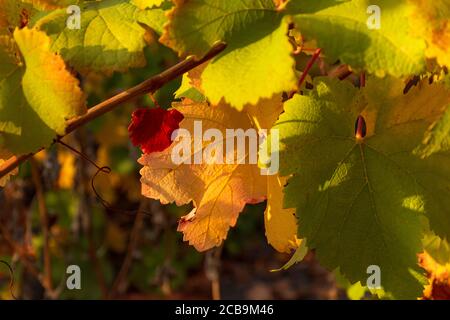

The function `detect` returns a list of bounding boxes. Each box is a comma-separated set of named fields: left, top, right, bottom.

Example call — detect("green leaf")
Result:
left=290, top=0, right=426, bottom=77
left=161, top=0, right=297, bottom=110
left=423, top=232, right=450, bottom=266
left=174, top=73, right=205, bottom=102
left=39, top=0, right=163, bottom=74
left=334, top=269, right=368, bottom=300
left=24, top=0, right=76, bottom=10
left=0, top=28, right=86, bottom=155
left=414, top=104, right=450, bottom=158
left=137, top=7, right=169, bottom=35
left=271, top=239, right=308, bottom=272
left=273, top=76, right=449, bottom=298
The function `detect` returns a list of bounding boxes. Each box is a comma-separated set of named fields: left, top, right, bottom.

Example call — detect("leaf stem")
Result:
left=289, top=48, right=321, bottom=98
left=360, top=72, right=366, bottom=87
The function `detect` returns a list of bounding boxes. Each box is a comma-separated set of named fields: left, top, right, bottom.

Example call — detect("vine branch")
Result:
left=0, top=42, right=227, bottom=180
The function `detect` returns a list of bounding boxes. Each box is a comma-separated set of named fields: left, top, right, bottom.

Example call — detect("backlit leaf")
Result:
left=39, top=0, right=165, bottom=74
left=161, top=0, right=297, bottom=109
left=139, top=100, right=268, bottom=250
left=290, top=0, right=426, bottom=77
left=0, top=28, right=86, bottom=155
left=273, top=76, right=449, bottom=298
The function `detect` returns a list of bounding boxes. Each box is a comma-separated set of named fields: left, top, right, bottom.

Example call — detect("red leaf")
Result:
left=128, top=107, right=184, bottom=154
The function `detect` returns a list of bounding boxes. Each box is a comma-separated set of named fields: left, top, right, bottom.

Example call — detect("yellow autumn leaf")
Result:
left=167, top=76, right=300, bottom=252
left=13, top=27, right=86, bottom=131
left=177, top=64, right=285, bottom=130
left=248, top=95, right=300, bottom=253
left=132, top=0, right=165, bottom=9
left=139, top=100, right=266, bottom=251
left=139, top=97, right=299, bottom=252
left=1, top=28, right=86, bottom=155
left=264, top=175, right=300, bottom=253
left=245, top=95, right=284, bottom=131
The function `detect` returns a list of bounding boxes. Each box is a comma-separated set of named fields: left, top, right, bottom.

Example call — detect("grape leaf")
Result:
left=333, top=268, right=369, bottom=300
left=174, top=65, right=207, bottom=102
left=0, top=28, right=86, bottom=155
left=174, top=73, right=205, bottom=102
left=163, top=87, right=299, bottom=251
left=363, top=78, right=450, bottom=244
left=290, top=0, right=426, bottom=77
left=408, top=0, right=450, bottom=68
left=138, top=96, right=297, bottom=252
left=246, top=95, right=284, bottom=131
left=128, top=107, right=184, bottom=154
left=39, top=0, right=165, bottom=74
left=415, top=104, right=450, bottom=158
left=272, top=239, right=308, bottom=272
left=139, top=100, right=267, bottom=251
left=265, top=175, right=300, bottom=253
left=273, top=76, right=449, bottom=298
left=161, top=0, right=297, bottom=110
left=250, top=95, right=300, bottom=253
left=253, top=96, right=299, bottom=253
left=137, top=5, right=169, bottom=35
left=132, top=0, right=165, bottom=9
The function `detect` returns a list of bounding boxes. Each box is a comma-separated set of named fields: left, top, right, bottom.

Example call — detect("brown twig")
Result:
left=109, top=200, right=148, bottom=298
left=0, top=42, right=227, bottom=181
left=30, top=158, right=53, bottom=294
